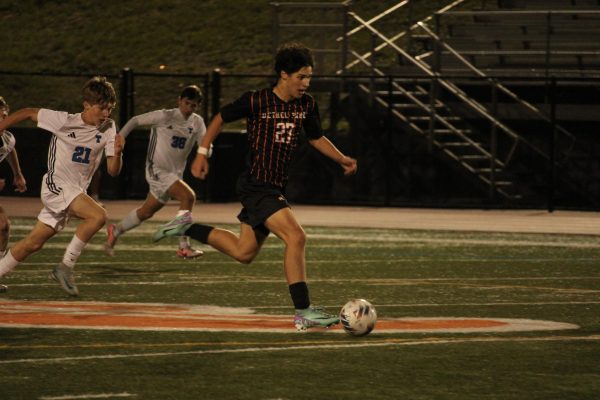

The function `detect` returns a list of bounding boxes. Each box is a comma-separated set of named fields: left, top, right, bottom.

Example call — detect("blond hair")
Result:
left=82, top=76, right=116, bottom=106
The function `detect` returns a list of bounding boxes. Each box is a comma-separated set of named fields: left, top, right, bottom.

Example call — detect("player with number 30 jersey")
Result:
left=136, top=108, right=205, bottom=188
left=104, top=85, right=207, bottom=259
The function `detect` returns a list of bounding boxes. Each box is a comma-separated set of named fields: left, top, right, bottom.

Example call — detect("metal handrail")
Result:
left=428, top=50, right=600, bottom=55
left=346, top=53, right=504, bottom=163
left=348, top=13, right=525, bottom=137
left=360, top=82, right=503, bottom=163
left=348, top=11, right=582, bottom=165
left=344, top=16, right=518, bottom=169
left=417, top=21, right=576, bottom=143
left=270, top=1, right=350, bottom=8
left=337, top=0, right=466, bottom=73
left=336, top=0, right=409, bottom=40
left=441, top=10, right=600, bottom=16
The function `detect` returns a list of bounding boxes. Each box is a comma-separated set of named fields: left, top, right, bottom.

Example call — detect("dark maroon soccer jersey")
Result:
left=220, top=88, right=323, bottom=188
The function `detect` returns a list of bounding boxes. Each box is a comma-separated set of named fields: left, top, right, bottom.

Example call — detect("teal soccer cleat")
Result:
left=50, top=262, right=79, bottom=296
left=153, top=211, right=193, bottom=242
left=293, top=305, right=340, bottom=331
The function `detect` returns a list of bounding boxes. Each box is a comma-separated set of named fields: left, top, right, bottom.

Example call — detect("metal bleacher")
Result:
left=271, top=1, right=600, bottom=207
left=430, top=0, right=600, bottom=76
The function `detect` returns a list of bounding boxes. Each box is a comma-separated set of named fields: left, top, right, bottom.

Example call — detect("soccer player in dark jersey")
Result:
left=153, top=42, right=357, bottom=331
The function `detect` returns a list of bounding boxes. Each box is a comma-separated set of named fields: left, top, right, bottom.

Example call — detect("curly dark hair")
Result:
left=274, top=42, right=314, bottom=76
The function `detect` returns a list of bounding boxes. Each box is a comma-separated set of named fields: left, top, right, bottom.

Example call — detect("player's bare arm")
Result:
left=309, top=136, right=358, bottom=176
left=0, top=108, right=40, bottom=135
left=6, top=149, right=26, bottom=193
left=106, top=133, right=124, bottom=176
left=191, top=113, right=224, bottom=179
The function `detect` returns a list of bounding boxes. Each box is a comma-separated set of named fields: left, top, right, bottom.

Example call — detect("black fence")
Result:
left=1, top=69, right=598, bottom=210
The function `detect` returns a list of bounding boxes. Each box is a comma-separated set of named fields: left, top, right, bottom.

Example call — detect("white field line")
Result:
left=5, top=279, right=600, bottom=293
left=11, top=257, right=600, bottom=269
left=9, top=222, right=600, bottom=239
left=10, top=224, right=600, bottom=249
left=252, top=301, right=600, bottom=308
left=7, top=272, right=600, bottom=282
left=4, top=277, right=600, bottom=295
left=39, top=393, right=136, bottom=399
left=2, top=297, right=598, bottom=310
left=2, top=334, right=598, bottom=365
left=3, top=293, right=597, bottom=308
left=308, top=234, right=600, bottom=249
left=0, top=302, right=257, bottom=316
left=49, top=238, right=600, bottom=250
left=26, top=241, right=600, bottom=254
left=25, top=243, right=217, bottom=253
left=9, top=225, right=174, bottom=234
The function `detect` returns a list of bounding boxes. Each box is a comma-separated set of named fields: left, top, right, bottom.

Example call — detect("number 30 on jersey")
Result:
left=171, top=136, right=187, bottom=149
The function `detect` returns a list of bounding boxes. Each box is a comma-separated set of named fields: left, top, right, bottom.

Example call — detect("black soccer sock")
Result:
left=185, top=224, right=214, bottom=244
left=289, top=281, right=310, bottom=310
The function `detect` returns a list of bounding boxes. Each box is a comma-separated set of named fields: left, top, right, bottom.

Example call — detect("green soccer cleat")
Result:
left=50, top=262, right=79, bottom=296
left=293, top=305, right=340, bottom=331
left=153, top=212, right=193, bottom=242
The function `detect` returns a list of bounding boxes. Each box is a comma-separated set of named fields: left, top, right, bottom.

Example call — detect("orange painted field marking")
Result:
left=0, top=300, right=578, bottom=333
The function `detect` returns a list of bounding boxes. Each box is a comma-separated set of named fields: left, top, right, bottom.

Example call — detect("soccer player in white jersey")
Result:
left=0, top=77, right=123, bottom=296
left=0, top=96, right=27, bottom=293
left=104, top=85, right=207, bottom=258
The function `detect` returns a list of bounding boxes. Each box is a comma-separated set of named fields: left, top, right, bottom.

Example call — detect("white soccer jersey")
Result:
left=37, top=108, right=117, bottom=194
left=0, top=130, right=16, bottom=164
left=120, top=108, right=206, bottom=178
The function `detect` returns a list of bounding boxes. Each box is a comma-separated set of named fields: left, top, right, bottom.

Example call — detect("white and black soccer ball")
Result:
left=339, top=299, right=377, bottom=337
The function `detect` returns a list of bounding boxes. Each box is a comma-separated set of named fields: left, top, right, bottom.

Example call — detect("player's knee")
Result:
left=90, top=209, right=108, bottom=230
left=285, top=228, right=306, bottom=249
left=236, top=249, right=258, bottom=265
left=236, top=254, right=254, bottom=265
left=237, top=256, right=253, bottom=265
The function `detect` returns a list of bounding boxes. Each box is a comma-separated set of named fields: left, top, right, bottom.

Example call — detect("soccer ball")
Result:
left=339, top=299, right=377, bottom=337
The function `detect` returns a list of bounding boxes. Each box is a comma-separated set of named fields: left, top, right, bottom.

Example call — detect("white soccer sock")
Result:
left=117, top=209, right=142, bottom=235
left=0, top=249, right=19, bottom=278
left=179, top=235, right=192, bottom=249
left=177, top=209, right=190, bottom=217
left=62, top=235, right=87, bottom=269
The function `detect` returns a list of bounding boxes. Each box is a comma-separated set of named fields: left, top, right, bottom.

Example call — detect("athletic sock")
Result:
left=117, top=208, right=142, bottom=235
left=179, top=235, right=192, bottom=249
left=289, top=281, right=310, bottom=310
left=62, top=235, right=86, bottom=269
left=0, top=249, right=19, bottom=278
left=185, top=224, right=214, bottom=244
left=177, top=209, right=190, bottom=217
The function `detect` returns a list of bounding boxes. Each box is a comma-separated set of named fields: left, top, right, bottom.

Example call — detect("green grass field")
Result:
left=1, top=218, right=599, bottom=399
